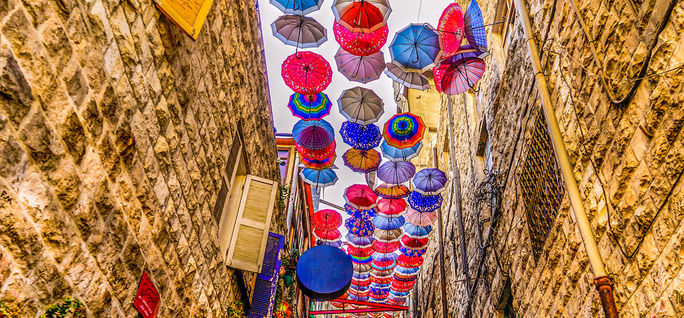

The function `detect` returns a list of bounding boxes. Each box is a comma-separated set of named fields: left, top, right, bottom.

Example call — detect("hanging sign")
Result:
left=153, top=0, right=214, bottom=39
left=134, top=272, right=161, bottom=318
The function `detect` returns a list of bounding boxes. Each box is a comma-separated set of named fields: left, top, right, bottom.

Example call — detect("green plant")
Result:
left=40, top=297, right=85, bottom=318
left=223, top=301, right=244, bottom=318
left=0, top=302, right=11, bottom=318
left=277, top=185, right=289, bottom=212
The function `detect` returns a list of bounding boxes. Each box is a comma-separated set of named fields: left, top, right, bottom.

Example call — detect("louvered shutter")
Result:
left=227, top=175, right=278, bottom=272
left=249, top=233, right=284, bottom=317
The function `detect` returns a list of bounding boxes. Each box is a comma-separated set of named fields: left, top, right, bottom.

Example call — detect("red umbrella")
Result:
left=371, top=275, right=392, bottom=285
left=312, top=209, right=342, bottom=230
left=433, top=57, right=486, bottom=95
left=372, top=240, right=400, bottom=253
left=376, top=198, right=407, bottom=215
left=282, top=51, right=332, bottom=95
left=314, top=228, right=341, bottom=241
left=438, top=3, right=465, bottom=58
left=333, top=0, right=387, bottom=33
left=397, top=254, right=423, bottom=267
left=347, top=246, right=374, bottom=257
left=344, top=184, right=378, bottom=209
left=296, top=140, right=336, bottom=161
left=401, top=235, right=429, bottom=249
left=333, top=21, right=388, bottom=56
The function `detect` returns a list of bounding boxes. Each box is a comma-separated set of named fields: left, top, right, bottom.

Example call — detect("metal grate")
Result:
left=519, top=112, right=565, bottom=260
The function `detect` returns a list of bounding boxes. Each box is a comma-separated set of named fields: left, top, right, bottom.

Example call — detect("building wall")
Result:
left=416, top=0, right=683, bottom=317
left=0, top=0, right=282, bottom=317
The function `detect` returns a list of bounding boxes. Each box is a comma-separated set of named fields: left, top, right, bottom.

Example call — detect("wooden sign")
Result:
left=134, top=272, right=161, bottom=318
left=153, top=0, right=214, bottom=39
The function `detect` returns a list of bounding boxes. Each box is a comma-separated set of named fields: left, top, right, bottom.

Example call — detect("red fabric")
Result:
left=334, top=21, right=388, bottom=56
left=438, top=3, right=465, bottom=58
left=376, top=198, right=407, bottom=215
left=344, top=184, right=378, bottom=209
left=372, top=240, right=401, bottom=253
left=313, top=228, right=341, bottom=240
left=282, top=51, right=332, bottom=95
left=297, top=140, right=336, bottom=161
left=337, top=1, right=385, bottom=33
left=397, top=254, right=424, bottom=267
left=401, top=235, right=429, bottom=248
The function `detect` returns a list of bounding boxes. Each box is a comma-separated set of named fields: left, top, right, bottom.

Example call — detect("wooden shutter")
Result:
left=227, top=175, right=278, bottom=272
left=249, top=233, right=285, bottom=317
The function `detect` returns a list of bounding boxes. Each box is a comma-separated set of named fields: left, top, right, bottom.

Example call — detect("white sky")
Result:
left=257, top=0, right=454, bottom=207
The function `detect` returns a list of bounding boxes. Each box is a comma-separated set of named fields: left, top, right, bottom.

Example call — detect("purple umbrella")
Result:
left=412, top=168, right=448, bottom=194
left=346, top=233, right=375, bottom=247
left=377, top=161, right=416, bottom=184
left=335, top=48, right=386, bottom=84
left=371, top=252, right=399, bottom=262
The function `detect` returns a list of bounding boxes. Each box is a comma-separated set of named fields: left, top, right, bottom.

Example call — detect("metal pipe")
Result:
left=432, top=148, right=449, bottom=318
left=513, top=0, right=618, bottom=316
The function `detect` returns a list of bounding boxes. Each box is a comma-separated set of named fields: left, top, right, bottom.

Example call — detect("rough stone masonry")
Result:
left=0, top=0, right=282, bottom=317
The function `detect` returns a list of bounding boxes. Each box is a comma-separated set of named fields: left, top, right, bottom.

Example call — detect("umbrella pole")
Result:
left=432, top=148, right=449, bottom=318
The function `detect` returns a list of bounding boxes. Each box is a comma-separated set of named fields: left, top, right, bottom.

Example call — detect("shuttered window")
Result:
left=249, top=233, right=285, bottom=318
left=216, top=134, right=246, bottom=258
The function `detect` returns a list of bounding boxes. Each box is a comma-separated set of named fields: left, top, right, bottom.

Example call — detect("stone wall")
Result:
left=416, top=0, right=683, bottom=317
left=0, top=0, right=282, bottom=317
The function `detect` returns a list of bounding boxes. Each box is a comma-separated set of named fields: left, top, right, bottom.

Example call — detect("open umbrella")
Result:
left=345, top=215, right=375, bottom=236
left=389, top=23, right=442, bottom=72
left=332, top=0, right=389, bottom=33
left=401, top=235, right=429, bottom=249
left=407, top=191, right=443, bottom=212
left=288, top=92, right=332, bottom=120
left=394, top=265, right=421, bottom=276
left=312, top=209, right=342, bottom=230
left=376, top=198, right=407, bottom=216
left=344, top=204, right=377, bottom=218
left=300, top=168, right=338, bottom=187
left=372, top=215, right=405, bottom=231
left=338, top=87, right=385, bottom=125
left=318, top=240, right=343, bottom=248
left=402, top=223, right=433, bottom=238
left=343, top=148, right=381, bottom=173
left=314, top=228, right=341, bottom=241
left=333, top=21, right=388, bottom=56
left=404, top=207, right=438, bottom=226
left=373, top=228, right=402, bottom=242
left=437, top=3, right=465, bottom=58
left=301, top=155, right=336, bottom=170
left=345, top=184, right=378, bottom=209
left=397, top=254, right=424, bottom=267
left=412, top=168, right=448, bottom=194
left=383, top=113, right=425, bottom=149
left=371, top=252, right=398, bottom=263
left=297, top=140, right=336, bottom=161
left=399, top=246, right=427, bottom=257
left=464, top=0, right=487, bottom=52
left=282, top=51, right=332, bottom=95
left=348, top=246, right=374, bottom=257
left=347, top=233, right=375, bottom=247
left=293, top=119, right=334, bottom=150
left=384, top=61, right=431, bottom=90
left=271, top=0, right=324, bottom=15
left=340, top=121, right=382, bottom=150
left=335, top=49, right=386, bottom=83
left=380, top=140, right=423, bottom=162
left=375, top=183, right=410, bottom=199
left=272, top=15, right=327, bottom=49
left=377, top=161, right=416, bottom=184
left=372, top=240, right=401, bottom=254
left=433, top=57, right=486, bottom=95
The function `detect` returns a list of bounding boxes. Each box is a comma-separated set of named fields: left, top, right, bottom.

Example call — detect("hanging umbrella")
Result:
left=344, top=204, right=377, bottom=218
left=338, top=87, right=385, bottom=125
left=370, top=274, right=393, bottom=284
left=399, top=246, right=427, bottom=257
left=389, top=23, right=442, bottom=72
left=340, top=121, right=382, bottom=150
left=404, top=207, right=438, bottom=227
left=371, top=252, right=398, bottom=263
left=412, top=168, right=448, bottom=194
left=464, top=0, right=487, bottom=52
left=293, top=119, right=335, bottom=150
left=288, top=92, right=332, bottom=120
left=375, top=183, right=410, bottom=199
left=346, top=233, right=375, bottom=247
left=407, top=191, right=443, bottom=212
left=397, top=254, right=424, bottom=267
left=335, top=49, right=386, bottom=84
left=394, top=265, right=420, bottom=276
left=345, top=184, right=378, bottom=209
left=333, top=22, right=388, bottom=56
left=350, top=254, right=372, bottom=263
left=272, top=15, right=327, bottom=49
left=296, top=140, right=336, bottom=161
left=353, top=262, right=372, bottom=272
left=380, top=141, right=423, bottom=162
left=376, top=198, right=407, bottom=216
left=345, top=216, right=375, bottom=236
left=282, top=51, right=332, bottom=95
left=384, top=61, right=431, bottom=90
left=271, top=0, right=324, bottom=15
left=332, top=0, right=389, bottom=33
left=437, top=3, right=465, bottom=58
left=314, top=228, right=341, bottom=241
left=371, top=240, right=401, bottom=253
left=348, top=246, right=374, bottom=257
left=383, top=113, right=426, bottom=149
left=372, top=215, right=405, bottom=231
left=433, top=57, right=486, bottom=95
left=301, top=155, right=336, bottom=170
left=317, top=240, right=343, bottom=248
left=373, top=228, right=402, bottom=242
left=402, top=223, right=433, bottom=238
left=312, top=209, right=343, bottom=230
left=300, top=168, right=338, bottom=187
left=343, top=148, right=381, bottom=173
left=401, top=235, right=429, bottom=249
left=377, top=161, right=416, bottom=184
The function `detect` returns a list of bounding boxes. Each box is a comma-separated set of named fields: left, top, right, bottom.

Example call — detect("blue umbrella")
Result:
left=395, top=266, right=420, bottom=275
left=412, top=168, right=448, bottom=194
left=381, top=140, right=423, bottom=162
left=407, top=191, right=443, bottom=212
left=390, top=290, right=411, bottom=297
left=270, top=0, right=323, bottom=15
left=389, top=23, right=442, bottom=72
left=293, top=120, right=335, bottom=150
left=345, top=215, right=375, bottom=237
left=402, top=223, right=433, bottom=238
left=464, top=0, right=487, bottom=52
left=300, top=168, right=338, bottom=187
left=372, top=215, right=405, bottom=231
left=399, top=246, right=427, bottom=257
left=340, top=121, right=382, bottom=150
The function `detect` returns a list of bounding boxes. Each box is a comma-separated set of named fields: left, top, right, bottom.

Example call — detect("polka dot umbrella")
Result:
left=344, top=215, right=375, bottom=236
left=407, top=191, right=443, bottom=212
left=437, top=3, right=465, bottom=58
left=333, top=22, right=388, bottom=56
left=288, top=92, right=332, bottom=120
left=397, top=254, right=424, bottom=267
left=343, top=148, right=381, bottom=173
left=464, top=0, right=487, bottom=52
left=340, top=121, right=382, bottom=150
left=293, top=119, right=335, bottom=150
left=282, top=51, right=332, bottom=95
left=383, top=113, right=426, bottom=149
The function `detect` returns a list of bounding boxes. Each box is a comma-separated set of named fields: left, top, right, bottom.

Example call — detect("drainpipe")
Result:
left=513, top=0, right=618, bottom=317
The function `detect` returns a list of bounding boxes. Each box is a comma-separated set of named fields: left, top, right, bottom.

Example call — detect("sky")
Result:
left=256, top=0, right=454, bottom=208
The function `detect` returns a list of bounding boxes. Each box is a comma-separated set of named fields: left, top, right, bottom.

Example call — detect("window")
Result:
left=475, top=119, right=491, bottom=175
left=493, top=0, right=516, bottom=59
left=518, top=112, right=565, bottom=260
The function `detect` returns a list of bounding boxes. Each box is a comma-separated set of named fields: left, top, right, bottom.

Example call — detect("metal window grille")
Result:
left=519, top=112, right=565, bottom=260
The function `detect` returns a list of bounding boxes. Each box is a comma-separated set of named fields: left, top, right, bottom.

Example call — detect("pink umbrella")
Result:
left=376, top=198, right=407, bottom=216
left=404, top=207, right=438, bottom=226
left=433, top=57, right=485, bottom=95
left=344, top=184, right=378, bottom=209
left=334, top=48, right=386, bottom=83
left=333, top=21, right=388, bottom=56
left=282, top=51, right=332, bottom=95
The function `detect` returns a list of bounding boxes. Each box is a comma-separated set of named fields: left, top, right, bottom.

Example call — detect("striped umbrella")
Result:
left=293, top=119, right=334, bottom=150
left=383, top=113, right=425, bottom=149
left=433, top=57, right=486, bottom=95
left=288, top=93, right=332, bottom=120
left=301, top=155, right=336, bottom=170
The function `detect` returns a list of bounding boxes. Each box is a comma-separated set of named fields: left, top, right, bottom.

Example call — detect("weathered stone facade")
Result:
left=415, top=0, right=683, bottom=317
left=0, top=0, right=282, bottom=316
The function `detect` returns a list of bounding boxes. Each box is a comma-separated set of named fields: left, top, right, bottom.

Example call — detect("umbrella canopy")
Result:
left=433, top=57, right=486, bottom=95
left=288, top=92, right=332, bottom=120
left=335, top=49, right=386, bottom=83
left=297, top=140, right=336, bottom=161
left=347, top=246, right=374, bottom=257
left=383, top=113, right=425, bottom=149
left=376, top=198, right=407, bottom=216
left=344, top=204, right=377, bottom=218
left=373, top=228, right=402, bottom=242
left=332, top=0, right=390, bottom=33
left=338, top=87, right=385, bottom=125
left=402, top=223, right=433, bottom=238
left=282, top=51, right=332, bottom=95
left=301, top=154, right=336, bottom=170
left=312, top=209, right=343, bottom=230
left=394, top=265, right=421, bottom=275
left=317, top=240, right=343, bottom=248
left=340, top=121, right=382, bottom=150
left=389, top=23, right=442, bottom=72
left=377, top=161, right=416, bottom=184
left=271, top=0, right=324, bottom=15
left=372, top=215, right=405, bottom=231
left=345, top=184, right=378, bottom=209
left=272, top=15, right=327, bottom=49
left=399, top=246, right=427, bottom=257
left=345, top=215, right=375, bottom=236
left=437, top=3, right=465, bottom=58
left=353, top=262, right=372, bottom=272
left=300, top=168, right=338, bottom=187
left=464, top=0, right=487, bottom=52
left=333, top=21, right=388, bottom=56
left=314, top=228, right=341, bottom=241
left=346, top=233, right=375, bottom=247
left=407, top=191, right=443, bottom=212
left=380, top=140, right=423, bottom=162
left=397, top=254, right=424, bottom=267
left=371, top=252, right=398, bottom=262
left=384, top=61, right=431, bottom=90
left=412, top=168, right=448, bottom=194
left=371, top=240, right=401, bottom=253
left=404, top=207, right=438, bottom=226
left=293, top=119, right=335, bottom=150
left=375, top=183, right=410, bottom=199
left=343, top=148, right=381, bottom=173
left=401, top=235, right=430, bottom=249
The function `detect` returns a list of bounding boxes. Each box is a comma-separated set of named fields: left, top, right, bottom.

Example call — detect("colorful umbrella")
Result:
left=293, top=119, right=335, bottom=150
left=372, top=215, right=405, bottom=231
left=407, top=191, right=443, bottom=212
left=348, top=246, right=374, bottom=257
left=345, top=184, right=378, bottom=209
left=300, top=168, right=338, bottom=187
left=282, top=51, right=332, bottom=95
left=345, top=215, right=375, bottom=236
left=370, top=274, right=393, bottom=284
left=433, top=57, right=486, bottom=95
left=402, top=223, right=433, bottom=238
left=371, top=240, right=401, bottom=253
left=412, top=168, right=448, bottom=194
left=340, top=121, right=382, bottom=150
left=343, top=148, right=381, bottom=173
left=344, top=204, right=377, bottom=218
left=376, top=198, right=407, bottom=216
left=301, top=155, right=336, bottom=170
left=375, top=183, right=410, bottom=199
left=314, top=228, right=341, bottom=241
left=389, top=23, right=442, bottom=72
left=312, top=209, right=343, bottom=230
left=335, top=49, right=386, bottom=83
left=399, top=246, right=427, bottom=257
left=404, top=207, right=438, bottom=227
left=384, top=61, right=431, bottom=90
left=333, top=21, right=388, bottom=56
left=373, top=228, right=402, bottom=242
left=338, top=87, right=385, bottom=125
left=464, top=0, right=487, bottom=52
left=394, top=265, right=421, bottom=275
left=397, top=254, right=424, bottom=267
left=272, top=15, right=327, bottom=49
left=401, top=235, right=430, bottom=249
left=347, top=233, right=375, bottom=247
left=353, top=262, right=372, bottom=272
left=271, top=0, right=324, bottom=15
left=380, top=140, right=423, bottom=162
left=383, top=113, right=426, bottom=149
left=371, top=252, right=398, bottom=262
left=377, top=161, right=416, bottom=184
left=288, top=92, right=332, bottom=120
left=317, top=240, right=343, bottom=248
left=437, top=3, right=465, bottom=58
left=297, top=140, right=336, bottom=161
left=332, top=0, right=389, bottom=33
